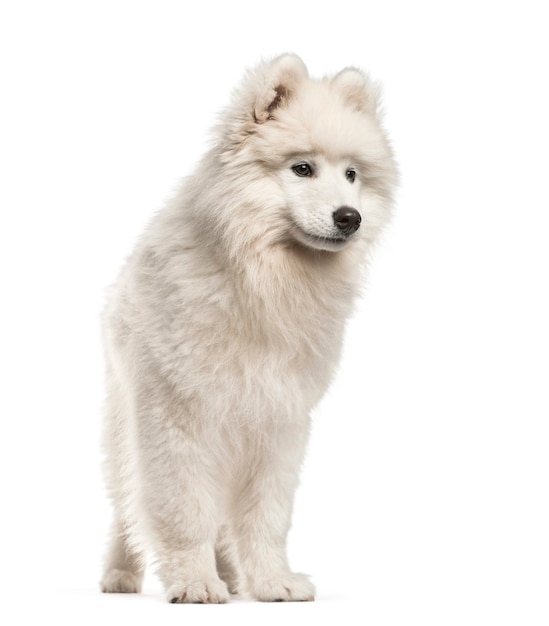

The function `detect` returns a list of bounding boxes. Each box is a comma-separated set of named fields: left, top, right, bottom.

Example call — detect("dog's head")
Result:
left=214, top=54, right=397, bottom=256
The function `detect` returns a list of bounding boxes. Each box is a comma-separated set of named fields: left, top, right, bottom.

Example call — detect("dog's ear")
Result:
left=253, top=54, right=308, bottom=123
left=332, top=67, right=380, bottom=115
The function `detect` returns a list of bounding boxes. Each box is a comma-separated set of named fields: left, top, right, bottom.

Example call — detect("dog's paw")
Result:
left=251, top=572, right=315, bottom=602
left=100, top=568, right=142, bottom=593
left=167, top=577, right=230, bottom=604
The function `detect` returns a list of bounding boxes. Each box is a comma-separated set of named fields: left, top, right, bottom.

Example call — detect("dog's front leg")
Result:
left=134, top=388, right=230, bottom=604
left=235, top=421, right=316, bottom=602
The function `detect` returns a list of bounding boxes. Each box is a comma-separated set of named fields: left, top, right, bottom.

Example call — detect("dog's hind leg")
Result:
left=101, top=516, right=145, bottom=593
left=100, top=361, right=145, bottom=594
left=215, top=526, right=245, bottom=596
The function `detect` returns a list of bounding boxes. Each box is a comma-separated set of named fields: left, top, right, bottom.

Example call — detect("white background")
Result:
left=1, top=1, right=548, bottom=624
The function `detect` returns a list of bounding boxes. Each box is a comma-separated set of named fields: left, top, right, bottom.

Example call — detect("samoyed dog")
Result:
left=100, top=54, right=396, bottom=603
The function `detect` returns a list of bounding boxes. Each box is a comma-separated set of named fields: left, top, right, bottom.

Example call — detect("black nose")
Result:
left=333, top=206, right=361, bottom=234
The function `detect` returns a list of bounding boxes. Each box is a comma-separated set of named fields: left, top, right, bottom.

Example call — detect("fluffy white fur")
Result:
left=100, top=54, right=396, bottom=603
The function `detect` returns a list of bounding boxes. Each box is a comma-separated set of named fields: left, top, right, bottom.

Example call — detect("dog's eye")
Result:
left=346, top=168, right=356, bottom=183
left=292, top=162, right=313, bottom=177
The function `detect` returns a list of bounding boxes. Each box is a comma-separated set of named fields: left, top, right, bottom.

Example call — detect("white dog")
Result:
left=100, top=53, right=396, bottom=603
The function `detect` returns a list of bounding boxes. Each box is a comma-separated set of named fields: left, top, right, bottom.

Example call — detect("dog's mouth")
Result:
left=292, top=226, right=353, bottom=252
